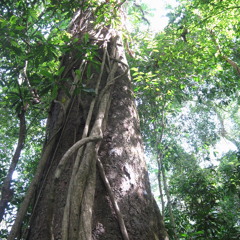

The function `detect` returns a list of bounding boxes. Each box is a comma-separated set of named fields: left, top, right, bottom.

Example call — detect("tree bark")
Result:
left=9, top=5, right=168, bottom=240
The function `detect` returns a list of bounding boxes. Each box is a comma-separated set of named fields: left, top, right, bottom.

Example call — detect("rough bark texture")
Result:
left=10, top=6, right=168, bottom=240
left=92, top=66, right=166, bottom=240
left=25, top=97, right=82, bottom=240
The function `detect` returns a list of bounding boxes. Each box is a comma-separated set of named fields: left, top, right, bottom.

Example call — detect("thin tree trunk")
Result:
left=160, top=156, right=178, bottom=240
left=214, top=106, right=240, bottom=151
left=0, top=110, right=26, bottom=223
left=154, top=107, right=178, bottom=239
left=154, top=107, right=166, bottom=218
left=157, top=159, right=165, bottom=219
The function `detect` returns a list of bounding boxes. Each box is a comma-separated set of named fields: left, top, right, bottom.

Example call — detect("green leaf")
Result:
left=29, top=9, right=38, bottom=20
left=83, top=33, right=89, bottom=44
left=51, top=85, right=58, bottom=100
left=75, top=69, right=81, bottom=79
left=10, top=15, right=18, bottom=24
left=15, top=26, right=26, bottom=31
left=62, top=35, right=70, bottom=42
left=57, top=66, right=65, bottom=76
left=40, top=70, right=52, bottom=78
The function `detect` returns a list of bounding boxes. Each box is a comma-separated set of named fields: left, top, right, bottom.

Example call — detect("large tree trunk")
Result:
left=9, top=5, right=168, bottom=240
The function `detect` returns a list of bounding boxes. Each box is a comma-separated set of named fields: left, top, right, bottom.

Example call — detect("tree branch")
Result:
left=209, top=30, right=240, bottom=77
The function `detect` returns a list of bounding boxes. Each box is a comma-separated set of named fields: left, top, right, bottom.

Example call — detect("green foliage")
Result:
left=128, top=0, right=240, bottom=239
left=0, top=0, right=71, bottom=233
left=0, top=0, right=239, bottom=238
